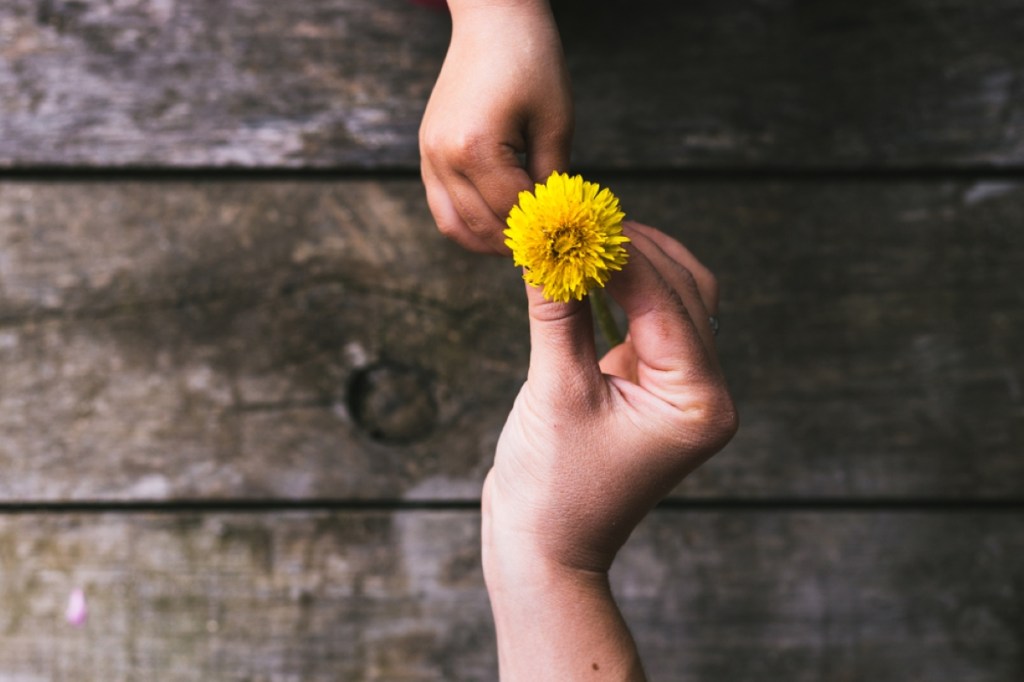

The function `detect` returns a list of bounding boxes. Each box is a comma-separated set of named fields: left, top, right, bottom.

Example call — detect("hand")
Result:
left=485, top=221, right=736, bottom=572
left=482, top=222, right=738, bottom=679
left=419, top=0, right=573, bottom=254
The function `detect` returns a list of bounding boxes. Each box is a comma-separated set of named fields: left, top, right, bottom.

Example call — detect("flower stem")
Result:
left=589, top=288, right=623, bottom=348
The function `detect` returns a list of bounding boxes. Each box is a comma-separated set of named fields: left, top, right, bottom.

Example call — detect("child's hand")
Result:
left=419, top=0, right=573, bottom=254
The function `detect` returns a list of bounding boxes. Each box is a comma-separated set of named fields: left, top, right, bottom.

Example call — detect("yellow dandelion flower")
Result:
left=504, top=172, right=629, bottom=303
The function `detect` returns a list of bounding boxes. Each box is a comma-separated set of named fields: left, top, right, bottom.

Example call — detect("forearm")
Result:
left=445, top=0, right=557, bottom=39
left=445, top=0, right=557, bottom=42
left=447, top=0, right=550, bottom=14
left=483, top=529, right=647, bottom=680
left=487, top=576, right=646, bottom=680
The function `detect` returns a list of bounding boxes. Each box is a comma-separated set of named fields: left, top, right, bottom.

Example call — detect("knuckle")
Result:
left=420, top=125, right=491, bottom=170
left=703, top=391, right=739, bottom=449
left=447, top=131, right=492, bottom=171
left=669, top=386, right=739, bottom=452
left=461, top=208, right=495, bottom=238
left=529, top=297, right=581, bottom=325
left=714, top=395, right=740, bottom=445
left=418, top=124, right=443, bottom=156
left=676, top=263, right=699, bottom=292
left=679, top=261, right=719, bottom=311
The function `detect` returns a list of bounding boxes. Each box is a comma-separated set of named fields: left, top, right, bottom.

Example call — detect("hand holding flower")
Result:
left=483, top=222, right=737, bottom=679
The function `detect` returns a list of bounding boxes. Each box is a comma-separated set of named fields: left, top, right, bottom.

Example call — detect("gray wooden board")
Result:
left=0, top=0, right=450, bottom=168
left=0, top=510, right=1020, bottom=681
left=0, top=180, right=1021, bottom=501
left=617, top=178, right=1024, bottom=500
left=2, top=0, right=1023, bottom=168
left=563, top=0, right=1024, bottom=168
left=0, top=180, right=526, bottom=501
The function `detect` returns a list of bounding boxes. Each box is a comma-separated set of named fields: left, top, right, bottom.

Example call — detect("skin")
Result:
left=483, top=222, right=738, bottom=679
left=419, top=0, right=572, bottom=253
left=418, top=3, right=737, bottom=675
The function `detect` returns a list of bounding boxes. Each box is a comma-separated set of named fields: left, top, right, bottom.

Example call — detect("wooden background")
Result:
left=1, top=0, right=1022, bottom=679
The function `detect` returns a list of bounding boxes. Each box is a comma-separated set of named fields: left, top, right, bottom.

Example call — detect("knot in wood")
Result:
left=346, top=363, right=437, bottom=444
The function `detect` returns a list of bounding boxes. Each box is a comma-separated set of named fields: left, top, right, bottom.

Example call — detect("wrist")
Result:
left=481, top=483, right=646, bottom=680
left=482, top=527, right=610, bottom=601
left=482, top=467, right=623, bottom=577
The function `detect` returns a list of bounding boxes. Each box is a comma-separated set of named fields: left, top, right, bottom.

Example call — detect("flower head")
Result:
left=504, top=172, right=629, bottom=303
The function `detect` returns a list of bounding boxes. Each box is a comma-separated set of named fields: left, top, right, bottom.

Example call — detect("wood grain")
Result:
left=1, top=0, right=1022, bottom=168
left=0, top=510, right=1020, bottom=681
left=613, top=177, right=1024, bottom=500
left=0, top=181, right=526, bottom=501
left=3, top=2, right=1019, bottom=679
left=0, top=0, right=451, bottom=168
left=1, top=179, right=1020, bottom=501
left=563, top=0, right=1024, bottom=168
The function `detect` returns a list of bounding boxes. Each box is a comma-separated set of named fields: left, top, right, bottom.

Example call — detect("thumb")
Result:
left=525, top=78, right=574, bottom=182
left=524, top=282, right=603, bottom=403
left=526, top=125, right=573, bottom=184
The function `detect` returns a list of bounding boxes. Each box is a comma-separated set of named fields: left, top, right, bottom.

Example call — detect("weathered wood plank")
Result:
left=0, top=510, right=1020, bottom=681
left=0, top=181, right=526, bottom=501
left=1, top=0, right=1022, bottom=168
left=617, top=178, right=1024, bottom=500
left=1, top=180, right=1021, bottom=500
left=564, top=0, right=1024, bottom=168
left=0, top=0, right=450, bottom=168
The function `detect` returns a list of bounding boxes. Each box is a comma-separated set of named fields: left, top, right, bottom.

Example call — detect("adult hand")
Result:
left=482, top=222, right=738, bottom=679
left=420, top=0, right=573, bottom=254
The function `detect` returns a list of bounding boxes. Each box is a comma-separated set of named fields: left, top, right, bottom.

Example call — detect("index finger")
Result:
left=625, top=221, right=718, bottom=315
left=624, top=227, right=720, bottom=368
left=604, top=243, right=719, bottom=409
left=422, top=158, right=499, bottom=254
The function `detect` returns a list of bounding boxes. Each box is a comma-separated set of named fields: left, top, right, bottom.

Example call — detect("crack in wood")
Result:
left=0, top=274, right=484, bottom=331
